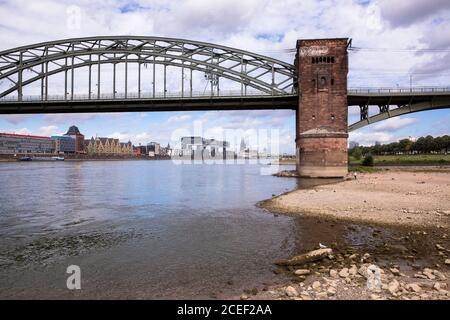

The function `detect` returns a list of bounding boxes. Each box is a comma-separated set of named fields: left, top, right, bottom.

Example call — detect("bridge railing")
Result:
left=2, top=87, right=450, bottom=102
left=0, top=89, right=296, bottom=102
left=348, top=87, right=450, bottom=94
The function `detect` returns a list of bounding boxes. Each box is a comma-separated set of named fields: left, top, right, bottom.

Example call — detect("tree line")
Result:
left=349, top=135, right=450, bottom=159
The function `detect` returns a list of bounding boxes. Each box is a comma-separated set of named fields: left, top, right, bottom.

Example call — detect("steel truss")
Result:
left=0, top=36, right=296, bottom=101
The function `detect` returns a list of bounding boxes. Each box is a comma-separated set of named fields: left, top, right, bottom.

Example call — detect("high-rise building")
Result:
left=64, top=126, right=85, bottom=153
left=240, top=138, right=246, bottom=153
left=179, top=136, right=230, bottom=159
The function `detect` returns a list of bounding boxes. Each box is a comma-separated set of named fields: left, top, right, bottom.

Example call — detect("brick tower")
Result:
left=296, top=38, right=349, bottom=177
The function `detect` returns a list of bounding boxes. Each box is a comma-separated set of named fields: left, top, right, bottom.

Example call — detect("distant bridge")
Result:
left=347, top=87, right=450, bottom=131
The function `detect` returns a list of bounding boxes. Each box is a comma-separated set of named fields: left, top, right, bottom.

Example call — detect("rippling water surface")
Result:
left=0, top=160, right=303, bottom=299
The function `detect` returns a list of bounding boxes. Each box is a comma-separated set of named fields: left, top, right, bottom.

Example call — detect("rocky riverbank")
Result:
left=238, top=218, right=450, bottom=300
left=240, top=167, right=450, bottom=300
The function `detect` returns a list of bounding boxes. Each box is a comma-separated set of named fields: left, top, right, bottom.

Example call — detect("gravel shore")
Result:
left=240, top=167, right=450, bottom=300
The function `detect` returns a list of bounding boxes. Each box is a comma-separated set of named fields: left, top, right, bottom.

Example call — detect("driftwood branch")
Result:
left=275, top=248, right=332, bottom=266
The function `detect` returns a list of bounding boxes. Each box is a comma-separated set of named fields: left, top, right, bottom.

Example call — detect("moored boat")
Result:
left=17, top=156, right=65, bottom=161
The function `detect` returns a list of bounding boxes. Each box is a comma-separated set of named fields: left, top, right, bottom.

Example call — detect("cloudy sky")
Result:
left=0, top=0, right=449, bottom=152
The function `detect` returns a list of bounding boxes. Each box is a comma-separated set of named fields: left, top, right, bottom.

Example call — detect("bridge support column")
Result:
left=296, top=38, right=349, bottom=178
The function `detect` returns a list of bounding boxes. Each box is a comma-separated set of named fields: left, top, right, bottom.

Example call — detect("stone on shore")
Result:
left=406, top=283, right=422, bottom=293
left=390, top=268, right=401, bottom=276
left=294, top=269, right=311, bottom=276
left=339, top=268, right=349, bottom=278
left=423, top=268, right=436, bottom=280
left=315, top=292, right=328, bottom=299
left=312, top=281, right=321, bottom=290
left=361, top=253, right=371, bottom=263
left=327, top=287, right=337, bottom=296
left=349, top=265, right=358, bottom=276
left=388, top=280, right=400, bottom=295
left=285, top=286, right=298, bottom=297
left=300, top=291, right=312, bottom=300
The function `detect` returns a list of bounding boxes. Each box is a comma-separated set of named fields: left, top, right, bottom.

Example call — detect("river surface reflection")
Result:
left=0, top=161, right=303, bottom=298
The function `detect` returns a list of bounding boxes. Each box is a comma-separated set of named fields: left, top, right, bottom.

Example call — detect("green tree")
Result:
left=352, top=147, right=362, bottom=160
left=398, top=139, right=412, bottom=154
left=362, top=154, right=374, bottom=166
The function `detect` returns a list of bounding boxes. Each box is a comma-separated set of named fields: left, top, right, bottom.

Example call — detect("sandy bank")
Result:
left=260, top=167, right=450, bottom=228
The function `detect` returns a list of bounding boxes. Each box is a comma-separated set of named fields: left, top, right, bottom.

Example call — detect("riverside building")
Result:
left=51, top=136, right=76, bottom=153
left=85, top=137, right=133, bottom=155
left=0, top=133, right=55, bottom=154
left=65, top=125, right=85, bottom=153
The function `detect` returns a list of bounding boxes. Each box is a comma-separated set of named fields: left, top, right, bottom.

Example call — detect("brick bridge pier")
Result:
left=295, top=38, right=349, bottom=178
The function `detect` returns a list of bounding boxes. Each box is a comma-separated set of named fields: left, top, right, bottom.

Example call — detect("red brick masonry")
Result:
left=296, top=38, right=349, bottom=177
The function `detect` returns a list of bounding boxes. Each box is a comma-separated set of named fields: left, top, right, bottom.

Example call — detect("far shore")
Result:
left=0, top=155, right=171, bottom=162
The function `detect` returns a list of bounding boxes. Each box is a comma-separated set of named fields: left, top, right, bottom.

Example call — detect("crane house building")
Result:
left=0, top=133, right=55, bottom=154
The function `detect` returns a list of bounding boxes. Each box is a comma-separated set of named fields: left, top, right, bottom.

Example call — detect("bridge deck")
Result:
left=0, top=95, right=299, bottom=114
left=348, top=90, right=450, bottom=106
left=0, top=89, right=449, bottom=114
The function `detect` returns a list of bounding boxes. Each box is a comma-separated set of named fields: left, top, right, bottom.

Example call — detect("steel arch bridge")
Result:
left=0, top=36, right=449, bottom=131
left=0, top=36, right=295, bottom=99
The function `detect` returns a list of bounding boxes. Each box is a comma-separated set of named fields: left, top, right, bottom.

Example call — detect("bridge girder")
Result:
left=0, top=36, right=296, bottom=100
left=348, top=93, right=450, bottom=131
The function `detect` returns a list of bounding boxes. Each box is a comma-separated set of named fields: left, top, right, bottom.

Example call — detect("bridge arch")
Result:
left=348, top=89, right=450, bottom=131
left=0, top=36, right=296, bottom=100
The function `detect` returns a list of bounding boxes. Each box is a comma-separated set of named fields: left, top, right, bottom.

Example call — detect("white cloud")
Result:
left=349, top=130, right=395, bottom=146
left=167, top=114, right=192, bottom=123
left=36, top=125, right=59, bottom=136
left=5, top=125, right=59, bottom=136
left=14, top=127, right=32, bottom=135
left=372, top=117, right=418, bottom=131
left=378, top=0, right=450, bottom=28
left=109, top=131, right=155, bottom=145
left=1, top=0, right=449, bottom=154
left=0, top=115, right=33, bottom=125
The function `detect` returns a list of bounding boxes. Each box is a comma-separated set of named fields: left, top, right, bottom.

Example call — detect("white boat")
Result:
left=26, top=156, right=65, bottom=161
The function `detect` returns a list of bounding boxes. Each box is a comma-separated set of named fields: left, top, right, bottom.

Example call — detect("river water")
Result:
left=0, top=160, right=308, bottom=299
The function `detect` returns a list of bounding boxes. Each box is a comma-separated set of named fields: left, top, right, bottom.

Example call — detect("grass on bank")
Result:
left=349, top=154, right=450, bottom=166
